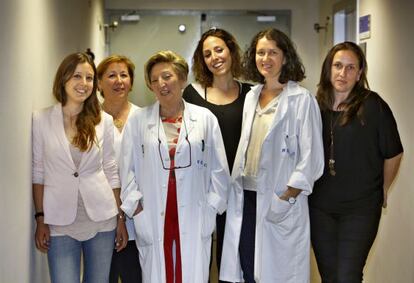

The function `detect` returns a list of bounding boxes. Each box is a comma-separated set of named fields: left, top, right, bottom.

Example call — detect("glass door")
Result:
left=106, top=10, right=291, bottom=106
left=333, top=0, right=357, bottom=44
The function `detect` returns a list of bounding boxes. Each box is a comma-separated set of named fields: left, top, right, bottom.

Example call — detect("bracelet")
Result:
left=34, top=212, right=44, bottom=219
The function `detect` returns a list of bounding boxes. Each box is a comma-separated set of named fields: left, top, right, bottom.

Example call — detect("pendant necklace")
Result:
left=329, top=110, right=342, bottom=176
left=103, top=102, right=130, bottom=129
left=113, top=118, right=124, bottom=129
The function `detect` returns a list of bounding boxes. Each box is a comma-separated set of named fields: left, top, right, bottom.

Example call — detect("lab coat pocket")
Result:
left=265, top=194, right=295, bottom=236
left=281, top=133, right=298, bottom=159
left=133, top=210, right=153, bottom=247
left=201, top=202, right=217, bottom=239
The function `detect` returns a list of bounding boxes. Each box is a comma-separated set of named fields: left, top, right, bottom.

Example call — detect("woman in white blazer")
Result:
left=220, top=28, right=324, bottom=283
left=32, top=52, right=128, bottom=283
left=119, top=50, right=230, bottom=283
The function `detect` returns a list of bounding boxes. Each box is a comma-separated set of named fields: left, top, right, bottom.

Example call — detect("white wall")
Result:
left=0, top=1, right=104, bottom=282
left=105, top=0, right=321, bottom=94
left=359, top=0, right=414, bottom=282
left=318, top=0, right=336, bottom=67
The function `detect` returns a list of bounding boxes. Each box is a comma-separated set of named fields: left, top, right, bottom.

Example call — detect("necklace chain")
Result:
left=102, top=102, right=130, bottom=129
left=329, top=111, right=342, bottom=176
left=113, top=118, right=124, bottom=129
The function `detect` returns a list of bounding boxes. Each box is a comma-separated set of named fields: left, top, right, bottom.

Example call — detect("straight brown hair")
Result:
left=53, top=52, right=101, bottom=151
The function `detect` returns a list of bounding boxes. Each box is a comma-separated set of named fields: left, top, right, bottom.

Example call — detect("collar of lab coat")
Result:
left=146, top=99, right=196, bottom=146
left=247, top=81, right=303, bottom=138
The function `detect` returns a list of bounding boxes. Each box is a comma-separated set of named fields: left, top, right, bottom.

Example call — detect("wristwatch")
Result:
left=287, top=197, right=296, bottom=204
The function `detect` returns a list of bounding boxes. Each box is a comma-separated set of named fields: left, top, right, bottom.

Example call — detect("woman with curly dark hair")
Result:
left=32, top=52, right=127, bottom=282
left=182, top=28, right=250, bottom=282
left=309, top=42, right=403, bottom=283
left=221, top=28, right=324, bottom=283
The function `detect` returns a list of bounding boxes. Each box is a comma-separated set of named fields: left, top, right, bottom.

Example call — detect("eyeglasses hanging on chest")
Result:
left=157, top=114, right=192, bottom=170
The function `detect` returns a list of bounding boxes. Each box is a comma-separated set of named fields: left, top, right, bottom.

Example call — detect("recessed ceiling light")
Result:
left=178, top=24, right=186, bottom=33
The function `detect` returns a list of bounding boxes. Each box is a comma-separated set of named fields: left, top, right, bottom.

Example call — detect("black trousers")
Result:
left=215, top=212, right=231, bottom=283
left=310, top=205, right=382, bottom=283
left=109, top=240, right=142, bottom=283
left=238, top=190, right=257, bottom=283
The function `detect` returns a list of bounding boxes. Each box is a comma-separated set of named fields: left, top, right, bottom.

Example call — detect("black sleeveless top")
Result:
left=183, top=82, right=251, bottom=172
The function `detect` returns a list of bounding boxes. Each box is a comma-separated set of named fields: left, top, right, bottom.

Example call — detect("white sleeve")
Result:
left=206, top=115, right=231, bottom=214
left=286, top=93, right=324, bottom=195
left=119, top=116, right=142, bottom=218
left=32, top=111, right=44, bottom=185
left=102, top=113, right=121, bottom=189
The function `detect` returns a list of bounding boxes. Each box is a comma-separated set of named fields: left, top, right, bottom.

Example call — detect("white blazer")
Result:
left=220, top=82, right=324, bottom=283
left=119, top=100, right=230, bottom=283
left=32, top=103, right=120, bottom=225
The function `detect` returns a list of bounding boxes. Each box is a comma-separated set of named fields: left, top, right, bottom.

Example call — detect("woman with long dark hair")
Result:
left=183, top=28, right=250, bottom=281
left=309, top=42, right=403, bottom=283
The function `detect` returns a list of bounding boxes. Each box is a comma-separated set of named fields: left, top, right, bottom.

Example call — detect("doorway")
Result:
left=333, top=0, right=357, bottom=44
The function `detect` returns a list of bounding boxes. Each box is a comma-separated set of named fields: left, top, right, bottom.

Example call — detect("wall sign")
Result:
left=359, top=14, right=371, bottom=40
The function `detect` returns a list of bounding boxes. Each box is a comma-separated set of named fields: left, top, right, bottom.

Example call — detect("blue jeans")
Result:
left=48, top=230, right=116, bottom=283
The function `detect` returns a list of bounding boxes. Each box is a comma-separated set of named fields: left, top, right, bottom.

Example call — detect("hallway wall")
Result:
left=0, top=0, right=105, bottom=282
left=105, top=0, right=321, bottom=95
left=359, top=0, right=414, bottom=281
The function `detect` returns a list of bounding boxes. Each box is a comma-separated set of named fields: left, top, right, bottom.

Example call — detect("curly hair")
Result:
left=317, top=41, right=370, bottom=125
left=97, top=54, right=135, bottom=97
left=243, top=28, right=305, bottom=84
left=53, top=52, right=101, bottom=152
left=144, top=50, right=188, bottom=90
left=192, top=28, right=243, bottom=88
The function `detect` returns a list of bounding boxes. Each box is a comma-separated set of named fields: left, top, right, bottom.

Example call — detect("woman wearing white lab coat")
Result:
left=220, top=28, right=324, bottom=283
left=119, top=50, right=230, bottom=283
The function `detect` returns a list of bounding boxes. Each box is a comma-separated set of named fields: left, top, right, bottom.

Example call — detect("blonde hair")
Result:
left=144, top=50, right=188, bottom=89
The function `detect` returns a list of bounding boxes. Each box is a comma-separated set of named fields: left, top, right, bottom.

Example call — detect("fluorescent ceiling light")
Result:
left=257, top=16, right=276, bottom=22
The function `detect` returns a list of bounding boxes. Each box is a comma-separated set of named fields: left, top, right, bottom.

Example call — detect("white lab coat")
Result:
left=119, top=100, right=230, bottom=283
left=220, top=82, right=324, bottom=283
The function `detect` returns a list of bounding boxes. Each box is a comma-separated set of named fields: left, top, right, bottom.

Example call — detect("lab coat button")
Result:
left=73, top=172, right=79, bottom=177
left=161, top=211, right=164, bottom=216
